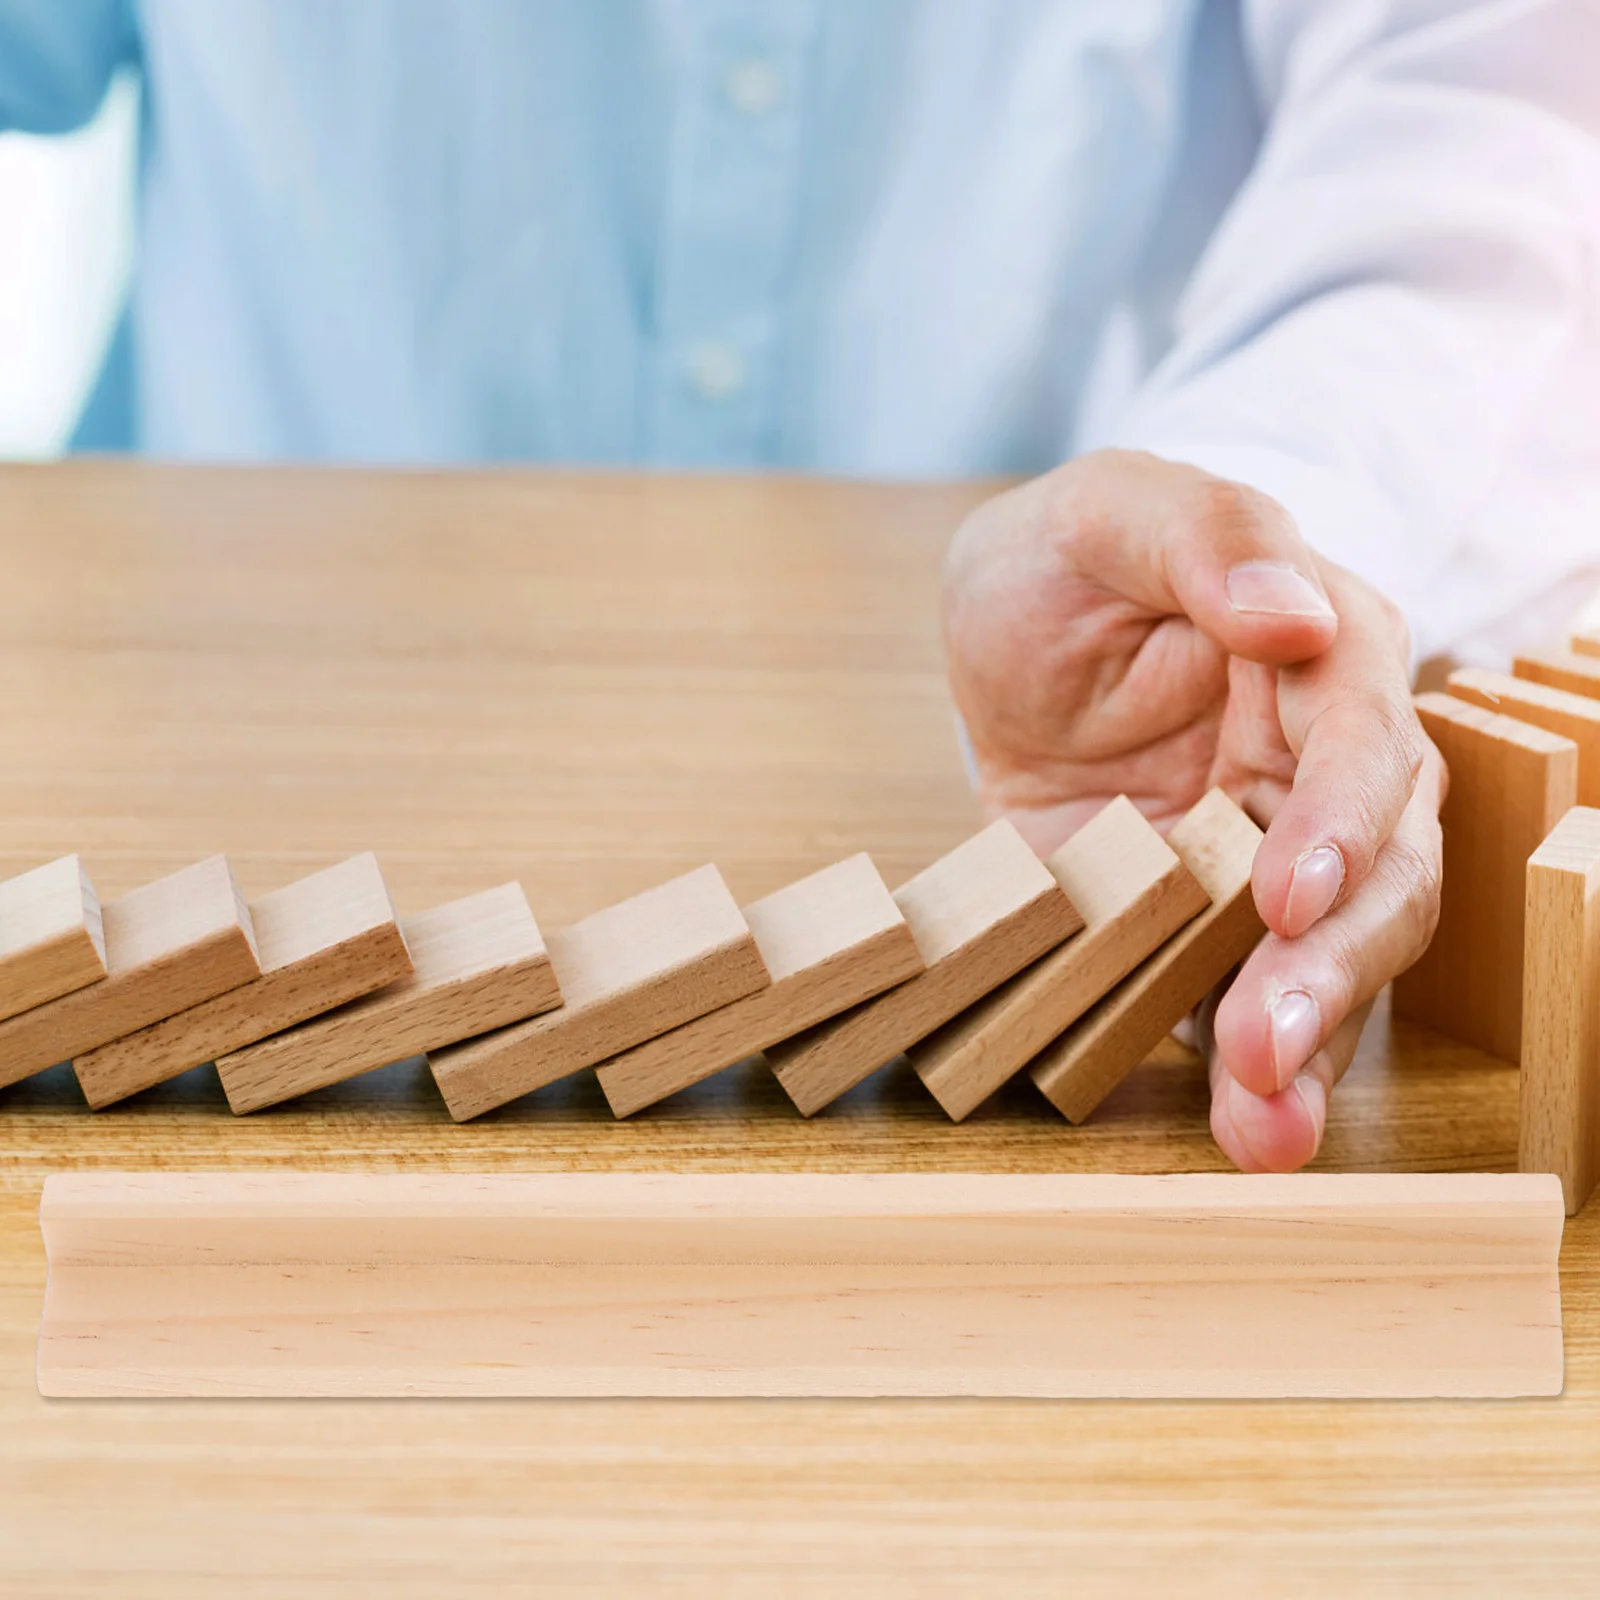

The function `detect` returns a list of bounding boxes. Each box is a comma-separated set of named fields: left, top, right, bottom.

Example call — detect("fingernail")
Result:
left=1226, top=561, right=1335, bottom=619
left=1269, top=989, right=1321, bottom=1087
left=1292, top=1069, right=1328, bottom=1149
left=1284, top=845, right=1345, bottom=935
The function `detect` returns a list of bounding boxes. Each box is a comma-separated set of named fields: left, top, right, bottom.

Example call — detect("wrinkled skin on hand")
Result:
left=944, top=449, right=1446, bottom=1171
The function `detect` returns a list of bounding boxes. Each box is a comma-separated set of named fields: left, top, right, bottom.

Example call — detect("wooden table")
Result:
left=0, top=462, right=1594, bottom=1597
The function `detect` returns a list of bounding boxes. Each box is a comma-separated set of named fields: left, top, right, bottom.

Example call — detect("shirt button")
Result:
left=685, top=341, right=746, bottom=402
left=724, top=57, right=783, bottom=117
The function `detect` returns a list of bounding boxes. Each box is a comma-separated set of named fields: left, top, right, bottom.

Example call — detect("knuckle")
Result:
left=1186, top=477, right=1293, bottom=550
left=1358, top=690, right=1426, bottom=787
left=1308, top=693, right=1426, bottom=849
left=1315, top=920, right=1368, bottom=1013
left=1373, top=587, right=1413, bottom=658
left=1375, top=828, right=1444, bottom=957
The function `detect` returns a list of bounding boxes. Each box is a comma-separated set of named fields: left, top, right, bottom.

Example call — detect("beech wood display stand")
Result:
left=37, top=1170, right=1565, bottom=1400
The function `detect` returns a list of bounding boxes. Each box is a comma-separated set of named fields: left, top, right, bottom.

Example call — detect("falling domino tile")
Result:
left=0, top=856, right=260, bottom=1092
left=74, top=853, right=414, bottom=1110
left=1030, top=789, right=1264, bottom=1123
left=0, top=855, right=107, bottom=1025
left=594, top=854, right=924, bottom=1118
left=1522, top=806, right=1600, bottom=1216
left=766, top=819, right=1082, bottom=1117
left=429, top=865, right=770, bottom=1122
left=1393, top=693, right=1577, bottom=1064
left=1513, top=647, right=1600, bottom=701
left=909, top=797, right=1209, bottom=1122
left=216, top=882, right=558, bottom=1114
left=1450, top=667, right=1600, bottom=809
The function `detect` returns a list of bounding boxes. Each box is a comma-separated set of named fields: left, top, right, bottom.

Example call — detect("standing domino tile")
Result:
left=1393, top=693, right=1577, bottom=1064
left=75, top=853, right=414, bottom=1109
left=429, top=865, right=769, bottom=1122
left=765, top=820, right=1082, bottom=1118
left=217, top=882, right=558, bottom=1114
left=1450, top=667, right=1600, bottom=808
left=1513, top=647, right=1600, bottom=701
left=1522, top=806, right=1600, bottom=1215
left=909, top=797, right=1209, bottom=1122
left=1030, top=789, right=1265, bottom=1123
left=0, top=856, right=107, bottom=1025
left=0, top=856, right=260, bottom=1091
left=595, top=854, right=924, bottom=1118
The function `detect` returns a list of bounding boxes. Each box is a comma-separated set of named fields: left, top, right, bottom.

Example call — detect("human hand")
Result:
left=943, top=449, right=1445, bottom=1170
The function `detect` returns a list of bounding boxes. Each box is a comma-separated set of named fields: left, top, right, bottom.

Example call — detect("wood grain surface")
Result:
left=1515, top=646, right=1600, bottom=699
left=1450, top=666, right=1600, bottom=808
left=36, top=1171, right=1563, bottom=1400
left=431, top=864, right=769, bottom=1120
left=1394, top=693, right=1578, bottom=1063
left=0, top=854, right=106, bottom=1023
left=0, top=854, right=261, bottom=1090
left=910, top=797, right=1208, bottom=1120
left=1031, top=789, right=1266, bottom=1123
left=596, top=854, right=924, bottom=1118
left=217, top=882, right=559, bottom=1114
left=0, top=463, right=1595, bottom=1597
left=767, top=819, right=1081, bottom=1115
left=1523, top=808, right=1600, bottom=1215
left=75, top=852, right=414, bottom=1107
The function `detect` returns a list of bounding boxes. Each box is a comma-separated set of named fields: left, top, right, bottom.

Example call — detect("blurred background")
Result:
left=0, top=75, right=136, bottom=459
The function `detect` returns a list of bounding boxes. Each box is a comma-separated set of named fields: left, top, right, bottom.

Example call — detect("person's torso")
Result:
left=120, top=0, right=1261, bottom=471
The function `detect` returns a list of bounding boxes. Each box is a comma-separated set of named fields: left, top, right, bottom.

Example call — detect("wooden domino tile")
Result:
left=765, top=820, right=1082, bottom=1118
left=216, top=882, right=557, bottom=1115
left=1030, top=788, right=1265, bottom=1123
left=0, top=855, right=107, bottom=1025
left=36, top=1171, right=1565, bottom=1399
left=1513, top=647, right=1600, bottom=701
left=1570, top=630, right=1600, bottom=660
left=909, top=797, right=1209, bottom=1122
left=1394, top=694, right=1578, bottom=1063
left=594, top=854, right=923, bottom=1119
left=429, top=865, right=769, bottom=1122
left=75, top=853, right=413, bottom=1110
left=0, top=856, right=260, bottom=1093
left=1450, top=667, right=1600, bottom=808
left=1522, top=807, right=1600, bottom=1216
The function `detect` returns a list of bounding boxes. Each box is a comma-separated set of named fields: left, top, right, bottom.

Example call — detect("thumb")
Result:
left=1032, top=449, right=1339, bottom=666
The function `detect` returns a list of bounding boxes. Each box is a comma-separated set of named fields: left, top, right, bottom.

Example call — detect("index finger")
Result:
left=1250, top=560, right=1428, bottom=940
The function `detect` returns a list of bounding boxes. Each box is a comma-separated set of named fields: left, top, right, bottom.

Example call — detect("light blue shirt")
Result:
left=3, top=0, right=1600, bottom=656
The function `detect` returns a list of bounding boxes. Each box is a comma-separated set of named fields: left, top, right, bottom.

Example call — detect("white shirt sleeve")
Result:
left=1110, top=0, right=1600, bottom=664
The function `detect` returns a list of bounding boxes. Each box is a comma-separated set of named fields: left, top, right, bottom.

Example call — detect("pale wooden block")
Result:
left=1513, top=647, right=1600, bottom=701
left=0, top=855, right=106, bottom=1025
left=909, top=797, right=1209, bottom=1122
left=36, top=1171, right=1564, bottom=1399
left=1031, top=788, right=1265, bottom=1123
left=1450, top=666, right=1600, bottom=808
left=765, top=820, right=1082, bottom=1117
left=429, top=865, right=769, bottom=1122
left=216, top=883, right=557, bottom=1115
left=1522, top=807, right=1600, bottom=1215
left=74, top=853, right=414, bottom=1109
left=594, top=854, right=923, bottom=1118
left=0, top=857, right=260, bottom=1092
left=1568, top=630, right=1600, bottom=660
left=1393, top=693, right=1578, bottom=1064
